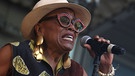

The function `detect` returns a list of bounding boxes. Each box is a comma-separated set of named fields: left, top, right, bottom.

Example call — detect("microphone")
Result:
left=80, top=35, right=126, bottom=55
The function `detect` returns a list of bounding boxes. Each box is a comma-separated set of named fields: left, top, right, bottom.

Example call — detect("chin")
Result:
left=62, top=44, right=74, bottom=52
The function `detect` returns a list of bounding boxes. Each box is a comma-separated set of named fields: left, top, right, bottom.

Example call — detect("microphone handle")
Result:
left=87, top=39, right=108, bottom=56
left=87, top=39, right=126, bottom=55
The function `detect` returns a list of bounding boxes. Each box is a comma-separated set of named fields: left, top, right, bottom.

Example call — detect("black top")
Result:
left=10, top=40, right=84, bottom=76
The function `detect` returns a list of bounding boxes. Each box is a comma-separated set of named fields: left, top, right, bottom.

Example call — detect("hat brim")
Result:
left=21, top=3, right=91, bottom=39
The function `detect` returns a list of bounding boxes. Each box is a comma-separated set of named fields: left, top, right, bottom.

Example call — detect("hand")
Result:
left=83, top=35, right=114, bottom=73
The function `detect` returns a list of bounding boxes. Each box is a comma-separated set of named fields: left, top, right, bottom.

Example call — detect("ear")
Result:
left=34, top=23, right=42, bottom=35
left=34, top=24, right=44, bottom=45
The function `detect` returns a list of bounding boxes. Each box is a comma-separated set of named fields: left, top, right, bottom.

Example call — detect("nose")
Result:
left=67, top=23, right=77, bottom=32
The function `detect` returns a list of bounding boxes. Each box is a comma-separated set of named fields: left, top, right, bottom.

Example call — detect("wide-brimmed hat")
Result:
left=21, top=0, right=91, bottom=39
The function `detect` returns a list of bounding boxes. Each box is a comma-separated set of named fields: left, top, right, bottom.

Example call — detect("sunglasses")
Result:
left=39, top=13, right=86, bottom=33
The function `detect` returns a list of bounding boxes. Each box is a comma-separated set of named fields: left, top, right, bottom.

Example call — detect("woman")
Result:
left=0, top=0, right=114, bottom=76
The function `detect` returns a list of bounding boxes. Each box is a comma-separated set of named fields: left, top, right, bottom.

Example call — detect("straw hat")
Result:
left=21, top=0, right=91, bottom=39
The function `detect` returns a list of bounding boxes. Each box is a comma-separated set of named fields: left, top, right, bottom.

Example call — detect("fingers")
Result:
left=83, top=44, right=91, bottom=50
left=83, top=35, right=111, bottom=58
left=106, top=40, right=110, bottom=44
left=94, top=35, right=111, bottom=44
left=84, top=44, right=95, bottom=58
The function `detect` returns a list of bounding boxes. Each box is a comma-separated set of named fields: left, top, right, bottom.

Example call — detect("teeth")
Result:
left=63, top=38, right=73, bottom=41
left=63, top=35, right=73, bottom=41
left=68, top=35, right=73, bottom=39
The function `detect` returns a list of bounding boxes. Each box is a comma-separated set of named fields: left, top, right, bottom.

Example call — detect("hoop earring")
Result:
left=33, top=35, right=44, bottom=60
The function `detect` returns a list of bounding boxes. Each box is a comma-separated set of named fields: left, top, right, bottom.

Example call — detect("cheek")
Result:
left=40, top=22, right=62, bottom=45
left=41, top=22, right=60, bottom=36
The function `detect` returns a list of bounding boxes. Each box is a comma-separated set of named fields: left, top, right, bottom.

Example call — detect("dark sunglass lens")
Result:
left=60, top=16, right=70, bottom=27
left=74, top=22, right=83, bottom=32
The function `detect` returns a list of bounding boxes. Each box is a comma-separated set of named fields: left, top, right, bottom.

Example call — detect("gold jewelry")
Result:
left=98, top=65, right=116, bottom=76
left=36, top=35, right=43, bottom=45
left=33, top=46, right=44, bottom=60
left=33, top=35, right=44, bottom=60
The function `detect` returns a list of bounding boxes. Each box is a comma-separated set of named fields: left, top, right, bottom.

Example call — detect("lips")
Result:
left=62, top=34, right=74, bottom=42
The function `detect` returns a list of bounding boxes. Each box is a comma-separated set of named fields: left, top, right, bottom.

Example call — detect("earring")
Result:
left=33, top=35, right=44, bottom=60
left=36, top=35, right=43, bottom=45
left=33, top=46, right=44, bottom=60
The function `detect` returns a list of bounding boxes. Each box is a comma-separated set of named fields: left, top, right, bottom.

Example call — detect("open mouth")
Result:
left=62, top=34, right=74, bottom=42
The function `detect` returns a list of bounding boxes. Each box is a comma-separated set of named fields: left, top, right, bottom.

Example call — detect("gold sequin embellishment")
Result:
left=39, top=71, right=50, bottom=76
left=13, top=56, right=30, bottom=75
left=10, top=42, right=20, bottom=46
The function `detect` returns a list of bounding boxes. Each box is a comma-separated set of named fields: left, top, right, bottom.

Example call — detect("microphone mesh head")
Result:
left=80, top=35, right=91, bottom=47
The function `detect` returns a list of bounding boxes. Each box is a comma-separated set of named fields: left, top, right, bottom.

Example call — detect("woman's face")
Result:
left=36, top=8, right=80, bottom=53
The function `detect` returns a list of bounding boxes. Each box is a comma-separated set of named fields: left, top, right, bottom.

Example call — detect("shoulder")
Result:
left=0, top=40, right=29, bottom=62
left=70, top=60, right=88, bottom=76
left=70, top=59, right=82, bottom=67
left=0, top=44, right=13, bottom=60
left=0, top=44, right=13, bottom=75
left=10, top=40, right=30, bottom=47
left=70, top=60, right=87, bottom=76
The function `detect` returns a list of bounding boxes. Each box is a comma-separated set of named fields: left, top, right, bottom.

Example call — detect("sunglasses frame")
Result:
left=39, top=13, right=86, bottom=33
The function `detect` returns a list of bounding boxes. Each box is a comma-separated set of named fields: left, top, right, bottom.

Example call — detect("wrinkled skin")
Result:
left=0, top=8, right=113, bottom=76
left=35, top=8, right=113, bottom=74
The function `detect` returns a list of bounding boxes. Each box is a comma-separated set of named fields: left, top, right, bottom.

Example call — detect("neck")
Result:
left=43, top=48, right=66, bottom=71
